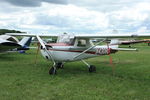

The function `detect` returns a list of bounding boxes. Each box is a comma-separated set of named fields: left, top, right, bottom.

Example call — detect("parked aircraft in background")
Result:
left=144, top=39, right=150, bottom=46
left=109, top=39, right=149, bottom=45
left=104, top=39, right=150, bottom=48
left=6, top=32, right=150, bottom=75
left=0, top=35, right=32, bottom=53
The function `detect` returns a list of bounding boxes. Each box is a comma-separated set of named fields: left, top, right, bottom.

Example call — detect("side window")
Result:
left=77, top=39, right=86, bottom=47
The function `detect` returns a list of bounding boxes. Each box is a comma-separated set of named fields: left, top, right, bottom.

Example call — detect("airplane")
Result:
left=104, top=39, right=149, bottom=48
left=6, top=32, right=150, bottom=75
left=109, top=39, right=148, bottom=45
left=143, top=39, right=150, bottom=46
left=0, top=35, right=32, bottom=53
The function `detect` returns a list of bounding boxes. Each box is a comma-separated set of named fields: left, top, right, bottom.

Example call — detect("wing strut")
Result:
left=36, top=35, right=55, bottom=64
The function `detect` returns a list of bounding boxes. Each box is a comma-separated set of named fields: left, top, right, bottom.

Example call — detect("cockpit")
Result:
left=57, top=33, right=75, bottom=45
left=56, top=33, right=93, bottom=47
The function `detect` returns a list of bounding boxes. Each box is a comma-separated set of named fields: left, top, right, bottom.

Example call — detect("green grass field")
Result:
left=0, top=44, right=150, bottom=100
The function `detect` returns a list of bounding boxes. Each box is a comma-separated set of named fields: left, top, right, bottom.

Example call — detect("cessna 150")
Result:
left=6, top=32, right=150, bottom=75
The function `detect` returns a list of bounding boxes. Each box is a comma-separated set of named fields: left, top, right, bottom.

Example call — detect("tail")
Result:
left=17, top=37, right=32, bottom=51
left=19, top=37, right=32, bottom=47
left=109, top=39, right=137, bottom=51
left=109, top=39, right=119, bottom=48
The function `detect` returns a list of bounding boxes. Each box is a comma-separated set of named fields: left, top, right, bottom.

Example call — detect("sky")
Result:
left=0, top=0, right=150, bottom=34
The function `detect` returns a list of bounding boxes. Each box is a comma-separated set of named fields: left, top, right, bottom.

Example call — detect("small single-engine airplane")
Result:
left=105, top=39, right=150, bottom=48
left=110, top=39, right=149, bottom=45
left=0, top=35, right=32, bottom=53
left=6, top=32, right=150, bottom=75
left=144, top=39, right=150, bottom=46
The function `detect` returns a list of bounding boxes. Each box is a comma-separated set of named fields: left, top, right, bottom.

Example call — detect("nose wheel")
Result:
left=49, top=67, right=57, bottom=75
left=49, top=62, right=64, bottom=75
left=49, top=62, right=57, bottom=75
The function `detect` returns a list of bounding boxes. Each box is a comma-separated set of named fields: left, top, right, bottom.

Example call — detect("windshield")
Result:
left=57, top=33, right=75, bottom=45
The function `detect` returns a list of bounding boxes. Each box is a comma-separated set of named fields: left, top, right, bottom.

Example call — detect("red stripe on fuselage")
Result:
left=47, top=49, right=96, bottom=54
left=45, top=48, right=117, bottom=55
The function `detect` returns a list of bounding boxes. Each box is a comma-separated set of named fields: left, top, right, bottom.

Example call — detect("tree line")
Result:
left=0, top=29, right=22, bottom=35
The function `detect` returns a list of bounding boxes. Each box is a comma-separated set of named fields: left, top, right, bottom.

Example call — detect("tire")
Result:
left=89, top=65, right=96, bottom=72
left=49, top=67, right=57, bottom=75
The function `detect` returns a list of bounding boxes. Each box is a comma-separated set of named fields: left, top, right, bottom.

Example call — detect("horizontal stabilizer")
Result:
left=112, top=48, right=137, bottom=51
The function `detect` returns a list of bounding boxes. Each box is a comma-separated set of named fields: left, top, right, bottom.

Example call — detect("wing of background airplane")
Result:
left=0, top=36, right=33, bottom=53
left=119, top=40, right=148, bottom=45
left=0, top=38, right=21, bottom=52
left=107, top=39, right=149, bottom=45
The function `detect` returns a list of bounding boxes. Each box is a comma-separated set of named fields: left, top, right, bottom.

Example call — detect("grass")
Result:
left=0, top=43, right=150, bottom=100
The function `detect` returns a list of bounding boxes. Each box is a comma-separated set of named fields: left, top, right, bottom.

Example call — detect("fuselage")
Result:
left=40, top=44, right=118, bottom=62
left=38, top=33, right=119, bottom=62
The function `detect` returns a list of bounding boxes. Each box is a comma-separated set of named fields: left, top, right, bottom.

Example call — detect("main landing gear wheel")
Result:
left=89, top=65, right=96, bottom=72
left=49, top=67, right=57, bottom=75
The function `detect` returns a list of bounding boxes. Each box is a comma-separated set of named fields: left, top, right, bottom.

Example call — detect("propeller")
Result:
left=35, top=42, right=40, bottom=65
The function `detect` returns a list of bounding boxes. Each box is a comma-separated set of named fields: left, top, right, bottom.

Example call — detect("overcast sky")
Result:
left=0, top=0, right=150, bottom=34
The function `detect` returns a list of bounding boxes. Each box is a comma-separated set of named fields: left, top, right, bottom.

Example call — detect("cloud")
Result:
left=106, top=2, right=150, bottom=32
left=69, top=0, right=149, bottom=12
left=0, top=1, right=150, bottom=34
left=1, top=0, right=68, bottom=7
left=33, top=4, right=109, bottom=33
left=137, top=27, right=149, bottom=33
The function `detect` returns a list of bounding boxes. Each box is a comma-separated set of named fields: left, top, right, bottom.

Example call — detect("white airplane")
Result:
left=0, top=35, right=32, bottom=53
left=109, top=39, right=149, bottom=45
left=6, top=32, right=150, bottom=75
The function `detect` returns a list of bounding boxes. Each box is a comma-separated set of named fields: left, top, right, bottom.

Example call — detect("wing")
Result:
left=74, top=33, right=150, bottom=38
left=6, top=32, right=150, bottom=39
left=6, top=33, right=59, bottom=37
left=0, top=38, right=21, bottom=52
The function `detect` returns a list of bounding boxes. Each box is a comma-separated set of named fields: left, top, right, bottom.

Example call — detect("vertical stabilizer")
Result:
left=109, top=39, right=119, bottom=48
left=18, top=37, right=32, bottom=47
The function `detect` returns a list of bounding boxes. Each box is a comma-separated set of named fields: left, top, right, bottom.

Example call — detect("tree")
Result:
left=0, top=29, right=22, bottom=35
